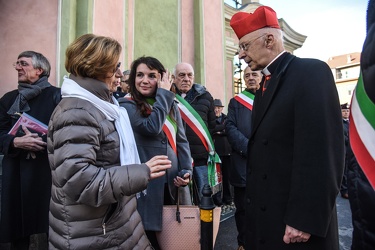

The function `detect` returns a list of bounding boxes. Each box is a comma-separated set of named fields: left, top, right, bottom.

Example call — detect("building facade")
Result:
left=326, top=52, right=361, bottom=104
left=0, top=0, right=306, bottom=107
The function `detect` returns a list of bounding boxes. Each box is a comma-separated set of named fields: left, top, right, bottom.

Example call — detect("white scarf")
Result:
left=61, top=76, right=140, bottom=165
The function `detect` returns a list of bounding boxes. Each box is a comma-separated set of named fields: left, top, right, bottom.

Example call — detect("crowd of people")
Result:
left=0, top=3, right=374, bottom=250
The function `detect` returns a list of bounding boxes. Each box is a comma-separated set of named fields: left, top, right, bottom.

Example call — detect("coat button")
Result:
left=246, top=198, right=251, bottom=204
left=262, top=174, right=267, bottom=179
left=249, top=140, right=254, bottom=145
left=262, top=139, right=268, bottom=145
left=260, top=206, right=266, bottom=211
left=259, top=239, right=265, bottom=244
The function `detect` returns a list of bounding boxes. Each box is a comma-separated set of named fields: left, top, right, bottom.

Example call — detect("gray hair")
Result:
left=18, top=51, right=51, bottom=78
left=174, top=62, right=195, bottom=76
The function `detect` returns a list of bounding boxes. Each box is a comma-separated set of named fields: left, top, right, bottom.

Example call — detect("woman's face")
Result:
left=103, top=62, right=123, bottom=93
left=135, top=63, right=158, bottom=97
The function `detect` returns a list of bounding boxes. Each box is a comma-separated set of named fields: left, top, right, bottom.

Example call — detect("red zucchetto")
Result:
left=230, top=6, right=281, bottom=39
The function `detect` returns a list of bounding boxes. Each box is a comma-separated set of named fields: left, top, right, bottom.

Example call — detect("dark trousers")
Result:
left=10, top=237, right=29, bottom=250
left=220, top=155, right=233, bottom=204
left=340, top=162, right=348, bottom=196
left=233, top=186, right=246, bottom=247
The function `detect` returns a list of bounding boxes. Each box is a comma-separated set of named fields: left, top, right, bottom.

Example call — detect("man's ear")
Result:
left=35, top=68, right=44, bottom=76
left=265, top=34, right=274, bottom=48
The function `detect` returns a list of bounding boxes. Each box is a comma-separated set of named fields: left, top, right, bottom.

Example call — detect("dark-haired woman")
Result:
left=119, top=56, right=192, bottom=249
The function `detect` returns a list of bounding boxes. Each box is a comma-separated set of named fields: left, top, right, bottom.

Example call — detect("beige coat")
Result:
left=47, top=76, right=151, bottom=250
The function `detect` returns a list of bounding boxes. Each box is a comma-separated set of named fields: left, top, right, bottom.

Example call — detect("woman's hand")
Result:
left=158, top=69, right=173, bottom=91
left=173, top=172, right=190, bottom=187
left=145, top=155, right=171, bottom=180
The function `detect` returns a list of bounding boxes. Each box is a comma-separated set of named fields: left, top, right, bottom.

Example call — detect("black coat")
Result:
left=347, top=145, right=375, bottom=249
left=226, top=93, right=253, bottom=187
left=212, top=113, right=231, bottom=156
left=246, top=53, right=344, bottom=249
left=347, top=1, right=375, bottom=248
left=0, top=85, right=61, bottom=242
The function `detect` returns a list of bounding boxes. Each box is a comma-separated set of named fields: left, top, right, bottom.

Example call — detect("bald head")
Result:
left=174, top=62, right=195, bottom=93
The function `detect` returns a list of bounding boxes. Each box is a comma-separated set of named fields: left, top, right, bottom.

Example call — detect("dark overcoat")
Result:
left=226, top=93, right=253, bottom=187
left=0, top=85, right=61, bottom=242
left=212, top=113, right=231, bottom=156
left=347, top=1, right=375, bottom=247
left=119, top=88, right=192, bottom=231
left=246, top=53, right=344, bottom=249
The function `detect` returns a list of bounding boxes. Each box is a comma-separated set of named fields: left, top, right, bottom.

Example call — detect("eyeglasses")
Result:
left=114, top=62, right=121, bottom=72
left=13, top=60, right=30, bottom=68
left=237, top=34, right=267, bottom=53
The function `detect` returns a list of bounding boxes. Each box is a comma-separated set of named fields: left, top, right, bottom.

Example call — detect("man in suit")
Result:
left=230, top=6, right=344, bottom=249
left=212, top=99, right=233, bottom=209
left=226, top=66, right=261, bottom=250
left=340, top=103, right=350, bottom=199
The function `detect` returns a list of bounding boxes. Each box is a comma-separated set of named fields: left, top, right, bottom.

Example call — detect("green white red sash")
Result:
left=146, top=98, right=177, bottom=154
left=234, top=90, right=255, bottom=110
left=163, top=116, right=177, bottom=154
left=350, top=72, right=375, bottom=189
left=175, top=94, right=222, bottom=192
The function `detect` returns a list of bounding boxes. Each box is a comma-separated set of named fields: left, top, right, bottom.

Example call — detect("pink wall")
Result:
left=180, top=1, right=195, bottom=66
left=126, top=0, right=135, bottom=67
left=203, top=0, right=225, bottom=101
left=0, top=0, right=58, bottom=97
left=93, top=1, right=126, bottom=66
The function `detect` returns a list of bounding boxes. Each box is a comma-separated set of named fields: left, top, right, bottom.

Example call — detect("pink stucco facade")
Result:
left=181, top=0, right=196, bottom=66
left=203, top=0, right=227, bottom=101
left=92, top=1, right=126, bottom=65
left=2, top=1, right=296, bottom=108
left=0, top=0, right=59, bottom=95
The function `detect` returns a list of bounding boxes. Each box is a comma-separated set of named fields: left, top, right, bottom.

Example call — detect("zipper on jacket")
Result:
left=101, top=203, right=118, bottom=235
left=102, top=223, right=106, bottom=235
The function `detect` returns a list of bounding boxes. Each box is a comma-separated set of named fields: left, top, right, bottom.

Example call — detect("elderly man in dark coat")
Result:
left=230, top=6, right=344, bottom=249
left=0, top=51, right=61, bottom=249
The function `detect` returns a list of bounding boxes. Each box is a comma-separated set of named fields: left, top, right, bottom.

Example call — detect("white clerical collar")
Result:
left=262, top=50, right=286, bottom=76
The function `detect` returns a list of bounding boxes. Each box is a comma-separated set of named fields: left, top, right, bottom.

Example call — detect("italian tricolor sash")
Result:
left=163, top=116, right=177, bottom=154
left=175, top=94, right=222, bottom=192
left=350, top=72, right=375, bottom=189
left=234, top=90, right=255, bottom=110
left=146, top=98, right=177, bottom=154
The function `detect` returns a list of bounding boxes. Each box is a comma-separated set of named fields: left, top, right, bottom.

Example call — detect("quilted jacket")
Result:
left=47, top=75, right=151, bottom=250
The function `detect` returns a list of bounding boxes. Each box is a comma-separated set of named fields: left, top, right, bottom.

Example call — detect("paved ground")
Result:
left=214, top=195, right=353, bottom=250
left=0, top=153, right=353, bottom=250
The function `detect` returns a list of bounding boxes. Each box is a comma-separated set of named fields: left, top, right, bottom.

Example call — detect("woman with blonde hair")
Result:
left=47, top=34, right=171, bottom=249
